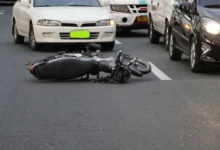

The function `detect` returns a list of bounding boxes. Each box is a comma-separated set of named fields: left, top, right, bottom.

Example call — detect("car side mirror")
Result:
left=20, top=0, right=30, bottom=7
left=179, top=2, right=191, bottom=13
left=102, top=0, right=110, bottom=7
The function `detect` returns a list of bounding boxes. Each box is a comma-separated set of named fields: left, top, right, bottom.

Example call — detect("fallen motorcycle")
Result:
left=25, top=49, right=151, bottom=83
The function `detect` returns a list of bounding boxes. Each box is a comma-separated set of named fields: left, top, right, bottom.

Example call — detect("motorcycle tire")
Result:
left=121, top=54, right=151, bottom=74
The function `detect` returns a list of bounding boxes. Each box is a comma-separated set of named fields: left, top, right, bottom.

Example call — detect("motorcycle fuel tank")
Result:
left=35, top=57, right=93, bottom=79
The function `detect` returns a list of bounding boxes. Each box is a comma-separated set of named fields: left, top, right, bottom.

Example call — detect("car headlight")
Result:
left=96, top=19, right=115, bottom=26
left=37, top=19, right=61, bottom=26
left=201, top=17, right=220, bottom=35
left=110, top=5, right=130, bottom=13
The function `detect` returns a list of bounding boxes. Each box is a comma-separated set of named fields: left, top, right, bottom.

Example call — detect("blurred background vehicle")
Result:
left=99, top=0, right=150, bottom=33
left=148, top=0, right=176, bottom=50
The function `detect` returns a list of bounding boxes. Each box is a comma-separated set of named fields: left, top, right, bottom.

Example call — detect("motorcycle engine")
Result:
left=111, top=66, right=131, bottom=83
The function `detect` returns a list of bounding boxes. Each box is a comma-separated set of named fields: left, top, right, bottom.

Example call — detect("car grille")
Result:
left=59, top=32, right=99, bottom=40
left=128, top=4, right=148, bottom=14
left=61, top=23, right=97, bottom=27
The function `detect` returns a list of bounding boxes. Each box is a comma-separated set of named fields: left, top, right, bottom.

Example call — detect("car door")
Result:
left=156, top=0, right=166, bottom=33
left=172, top=0, right=187, bottom=51
left=14, top=0, right=23, bottom=32
left=18, top=0, right=31, bottom=35
left=150, top=0, right=160, bottom=28
left=178, top=11, right=193, bottom=53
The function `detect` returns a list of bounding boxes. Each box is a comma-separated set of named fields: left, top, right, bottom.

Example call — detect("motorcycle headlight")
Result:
left=110, top=5, right=130, bottom=13
left=37, top=19, right=61, bottom=26
left=96, top=19, right=115, bottom=26
left=201, top=17, right=220, bottom=35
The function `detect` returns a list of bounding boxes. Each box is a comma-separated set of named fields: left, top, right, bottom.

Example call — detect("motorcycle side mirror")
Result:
left=96, top=50, right=101, bottom=55
left=179, top=2, right=191, bottom=13
left=173, top=2, right=179, bottom=9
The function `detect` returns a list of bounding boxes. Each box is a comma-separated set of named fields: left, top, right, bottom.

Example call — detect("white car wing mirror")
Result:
left=102, top=0, right=110, bottom=7
left=20, top=0, right=30, bottom=7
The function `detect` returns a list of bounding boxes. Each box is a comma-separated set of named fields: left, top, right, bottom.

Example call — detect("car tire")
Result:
left=190, top=37, right=204, bottom=73
left=100, top=41, right=115, bottom=51
left=121, top=29, right=131, bottom=32
left=164, top=21, right=169, bottom=51
left=169, top=29, right=182, bottom=61
left=29, top=25, right=43, bottom=51
left=149, top=17, right=160, bottom=44
left=13, top=22, right=24, bottom=44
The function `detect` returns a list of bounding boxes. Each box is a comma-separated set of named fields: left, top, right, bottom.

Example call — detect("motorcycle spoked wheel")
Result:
left=120, top=54, right=151, bottom=74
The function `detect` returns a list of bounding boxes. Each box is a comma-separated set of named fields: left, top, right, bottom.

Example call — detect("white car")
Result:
left=99, top=0, right=150, bottom=32
left=12, top=0, right=116, bottom=51
left=148, top=0, right=176, bottom=50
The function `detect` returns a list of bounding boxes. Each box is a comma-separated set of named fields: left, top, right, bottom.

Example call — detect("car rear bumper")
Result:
left=33, top=25, right=116, bottom=43
left=111, top=12, right=149, bottom=29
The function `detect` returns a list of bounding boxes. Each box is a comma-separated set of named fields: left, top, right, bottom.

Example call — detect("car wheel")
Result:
left=149, top=17, right=160, bottom=44
left=121, top=28, right=131, bottom=32
left=190, top=37, right=204, bottom=73
left=29, top=25, right=43, bottom=51
left=13, top=22, right=24, bottom=44
left=169, top=29, right=182, bottom=61
left=164, top=22, right=169, bottom=50
left=100, top=41, right=115, bottom=51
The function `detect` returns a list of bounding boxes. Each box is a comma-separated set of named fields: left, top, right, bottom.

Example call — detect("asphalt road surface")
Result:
left=1, top=6, right=220, bottom=150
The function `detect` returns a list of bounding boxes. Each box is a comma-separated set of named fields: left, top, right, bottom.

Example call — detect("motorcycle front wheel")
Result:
left=121, top=54, right=152, bottom=74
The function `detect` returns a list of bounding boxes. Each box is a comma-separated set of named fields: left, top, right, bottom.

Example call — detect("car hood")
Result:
left=34, top=7, right=111, bottom=22
left=201, top=7, right=220, bottom=22
left=109, top=0, right=149, bottom=5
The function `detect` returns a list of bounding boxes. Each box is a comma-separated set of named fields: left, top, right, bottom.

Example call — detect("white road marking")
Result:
left=0, top=12, right=3, bottom=15
left=115, top=40, right=122, bottom=44
left=149, top=62, right=172, bottom=80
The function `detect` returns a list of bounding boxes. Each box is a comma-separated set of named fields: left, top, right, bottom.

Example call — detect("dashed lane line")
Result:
left=0, top=9, right=5, bottom=15
left=115, top=40, right=122, bottom=44
left=149, top=62, right=172, bottom=80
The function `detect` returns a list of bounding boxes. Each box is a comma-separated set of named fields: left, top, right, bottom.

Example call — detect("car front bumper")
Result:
left=111, top=12, right=149, bottom=29
left=199, top=31, right=220, bottom=63
left=33, top=25, right=116, bottom=43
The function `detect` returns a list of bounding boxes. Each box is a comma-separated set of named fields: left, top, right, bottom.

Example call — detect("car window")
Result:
left=34, top=0, right=101, bottom=7
left=199, top=0, right=220, bottom=6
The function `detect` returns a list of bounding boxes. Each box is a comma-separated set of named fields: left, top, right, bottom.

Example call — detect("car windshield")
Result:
left=199, top=0, right=220, bottom=6
left=34, top=0, right=101, bottom=7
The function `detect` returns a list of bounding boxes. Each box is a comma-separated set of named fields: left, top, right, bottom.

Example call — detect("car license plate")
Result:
left=137, top=16, right=148, bottom=22
left=70, top=30, right=90, bottom=38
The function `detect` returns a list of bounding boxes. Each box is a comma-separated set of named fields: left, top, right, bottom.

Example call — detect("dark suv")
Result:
left=168, top=0, right=220, bottom=72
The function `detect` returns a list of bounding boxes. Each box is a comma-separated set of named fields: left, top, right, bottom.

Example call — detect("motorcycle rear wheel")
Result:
left=121, top=54, right=151, bottom=74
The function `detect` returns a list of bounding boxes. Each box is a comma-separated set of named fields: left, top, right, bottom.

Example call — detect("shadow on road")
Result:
left=24, top=74, right=153, bottom=85
left=177, top=58, right=220, bottom=75
left=20, top=42, right=116, bottom=53
left=116, top=30, right=148, bottom=38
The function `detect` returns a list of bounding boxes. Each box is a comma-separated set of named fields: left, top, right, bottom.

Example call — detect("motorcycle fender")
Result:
left=36, top=57, right=93, bottom=79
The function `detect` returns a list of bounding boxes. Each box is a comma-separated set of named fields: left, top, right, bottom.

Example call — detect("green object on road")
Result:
left=70, top=30, right=90, bottom=38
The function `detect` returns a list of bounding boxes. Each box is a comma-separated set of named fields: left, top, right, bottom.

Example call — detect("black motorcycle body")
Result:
left=26, top=50, right=151, bottom=83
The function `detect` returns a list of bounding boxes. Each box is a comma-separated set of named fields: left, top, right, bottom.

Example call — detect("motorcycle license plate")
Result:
left=70, top=30, right=90, bottom=38
left=136, top=16, right=148, bottom=22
